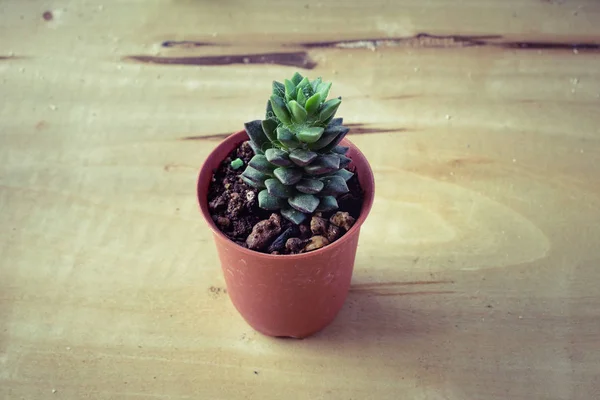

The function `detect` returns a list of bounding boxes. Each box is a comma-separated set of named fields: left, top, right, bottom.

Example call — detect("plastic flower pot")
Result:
left=197, top=130, right=375, bottom=338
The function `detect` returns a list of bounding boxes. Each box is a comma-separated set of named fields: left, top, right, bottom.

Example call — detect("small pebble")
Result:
left=445, top=114, right=451, bottom=120
left=326, top=224, right=342, bottom=242
left=330, top=211, right=355, bottom=231
left=52, top=389, right=57, bottom=393
left=310, top=216, right=328, bottom=236
left=216, top=216, right=230, bottom=228
left=246, top=214, right=282, bottom=250
left=285, top=237, right=305, bottom=253
left=304, top=236, right=330, bottom=252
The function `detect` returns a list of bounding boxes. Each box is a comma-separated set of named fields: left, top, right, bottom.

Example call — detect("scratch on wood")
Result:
left=300, top=33, right=500, bottom=49
left=180, top=123, right=405, bottom=141
left=124, top=52, right=316, bottom=69
left=346, top=123, right=407, bottom=135
left=298, top=33, right=600, bottom=52
left=162, top=41, right=216, bottom=48
left=181, top=133, right=231, bottom=141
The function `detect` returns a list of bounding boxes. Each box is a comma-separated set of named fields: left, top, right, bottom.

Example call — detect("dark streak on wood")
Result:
left=181, top=133, right=231, bottom=141
left=162, top=41, right=215, bottom=48
left=181, top=123, right=405, bottom=141
left=0, top=56, right=23, bottom=60
left=381, top=94, right=420, bottom=100
left=502, top=41, right=600, bottom=50
left=124, top=52, right=316, bottom=69
left=298, top=33, right=600, bottom=52
left=346, top=123, right=407, bottom=135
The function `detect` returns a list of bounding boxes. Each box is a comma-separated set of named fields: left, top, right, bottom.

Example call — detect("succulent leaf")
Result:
left=309, top=126, right=348, bottom=150
left=328, top=117, right=344, bottom=127
left=289, top=149, right=318, bottom=166
left=319, top=126, right=350, bottom=153
left=261, top=119, right=278, bottom=142
left=304, top=92, right=321, bottom=116
left=296, top=77, right=310, bottom=93
left=258, top=189, right=285, bottom=210
left=319, top=98, right=341, bottom=123
left=248, top=154, right=274, bottom=174
left=334, top=168, right=354, bottom=181
left=336, top=154, right=352, bottom=168
left=297, top=127, right=324, bottom=144
left=265, top=100, right=275, bottom=120
left=288, top=100, right=308, bottom=124
left=316, top=81, right=332, bottom=101
left=274, top=167, right=303, bottom=185
left=320, top=175, right=349, bottom=196
left=244, top=120, right=269, bottom=149
left=277, top=126, right=301, bottom=149
left=270, top=95, right=292, bottom=125
left=316, top=196, right=339, bottom=212
left=297, top=89, right=307, bottom=107
left=265, top=148, right=292, bottom=167
left=284, top=79, right=296, bottom=101
left=304, top=154, right=340, bottom=175
left=281, top=207, right=307, bottom=224
left=248, top=140, right=263, bottom=155
left=291, top=72, right=304, bottom=85
left=289, top=194, right=320, bottom=214
left=241, top=166, right=268, bottom=188
left=332, top=145, right=349, bottom=154
left=295, top=179, right=324, bottom=194
left=310, top=77, right=322, bottom=92
left=265, top=178, right=295, bottom=198
left=272, top=81, right=285, bottom=97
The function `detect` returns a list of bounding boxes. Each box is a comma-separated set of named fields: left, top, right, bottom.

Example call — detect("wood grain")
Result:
left=1, top=1, right=600, bottom=399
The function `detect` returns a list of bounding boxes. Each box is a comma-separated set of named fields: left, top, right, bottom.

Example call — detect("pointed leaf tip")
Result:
left=270, top=95, right=291, bottom=125
left=274, top=167, right=303, bottom=185
left=265, top=148, right=292, bottom=167
left=258, top=189, right=285, bottom=210
left=297, top=127, right=324, bottom=144
left=289, top=194, right=320, bottom=214
left=281, top=207, right=307, bottom=224
left=288, top=100, right=308, bottom=124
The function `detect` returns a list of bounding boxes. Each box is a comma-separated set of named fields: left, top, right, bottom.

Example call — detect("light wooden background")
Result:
left=1, top=1, right=600, bottom=399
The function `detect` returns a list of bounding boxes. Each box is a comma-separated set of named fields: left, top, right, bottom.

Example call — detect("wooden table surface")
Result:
left=2, top=1, right=600, bottom=399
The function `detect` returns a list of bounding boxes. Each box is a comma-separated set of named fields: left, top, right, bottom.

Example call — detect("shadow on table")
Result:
left=277, top=263, right=464, bottom=398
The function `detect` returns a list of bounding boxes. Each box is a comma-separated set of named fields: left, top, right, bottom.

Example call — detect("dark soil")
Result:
left=207, top=140, right=364, bottom=254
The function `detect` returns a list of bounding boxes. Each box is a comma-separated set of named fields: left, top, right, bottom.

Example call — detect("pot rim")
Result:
left=197, top=130, right=375, bottom=260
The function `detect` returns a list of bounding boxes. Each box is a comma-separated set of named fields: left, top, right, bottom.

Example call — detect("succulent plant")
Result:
left=239, top=72, right=353, bottom=224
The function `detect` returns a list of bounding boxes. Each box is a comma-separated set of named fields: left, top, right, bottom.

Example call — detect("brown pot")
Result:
left=197, top=130, right=375, bottom=338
